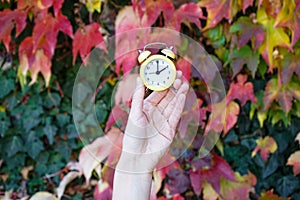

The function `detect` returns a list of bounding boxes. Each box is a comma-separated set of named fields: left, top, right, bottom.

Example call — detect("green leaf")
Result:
left=276, top=175, right=299, bottom=197
left=25, top=139, right=44, bottom=159
left=43, top=125, right=57, bottom=145
left=0, top=120, right=10, bottom=136
left=0, top=78, right=15, bottom=99
left=227, top=45, right=260, bottom=77
left=6, top=136, right=23, bottom=157
left=43, top=92, right=61, bottom=108
left=56, top=114, right=70, bottom=127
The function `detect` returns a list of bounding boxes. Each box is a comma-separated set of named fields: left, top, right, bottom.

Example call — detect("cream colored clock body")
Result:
left=140, top=55, right=176, bottom=91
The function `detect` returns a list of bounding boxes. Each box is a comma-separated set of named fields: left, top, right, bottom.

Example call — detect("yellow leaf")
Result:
left=202, top=181, right=219, bottom=200
left=257, top=7, right=291, bottom=69
left=274, top=0, right=295, bottom=26
left=257, top=110, right=267, bottom=127
left=252, top=136, right=278, bottom=161
left=85, top=0, right=102, bottom=13
left=30, top=192, right=57, bottom=200
left=21, top=165, right=34, bottom=180
left=0, top=106, right=5, bottom=112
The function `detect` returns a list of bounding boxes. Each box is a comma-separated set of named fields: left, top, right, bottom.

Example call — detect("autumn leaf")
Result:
left=205, top=99, right=239, bottom=136
left=78, top=127, right=123, bottom=182
left=114, top=74, right=138, bottom=107
left=263, top=77, right=300, bottom=113
left=257, top=7, right=291, bottom=69
left=199, top=0, right=254, bottom=30
left=94, top=181, right=113, bottom=200
left=57, top=171, right=81, bottom=200
left=220, top=172, right=257, bottom=200
left=251, top=136, right=278, bottom=161
left=72, top=23, right=105, bottom=64
left=190, top=153, right=235, bottom=195
left=281, top=46, right=300, bottom=83
left=259, top=190, right=291, bottom=200
left=168, top=3, right=205, bottom=30
left=176, top=58, right=191, bottom=81
left=105, top=105, right=129, bottom=132
left=83, top=0, right=102, bottom=13
left=202, top=181, right=219, bottom=200
left=230, top=17, right=265, bottom=51
left=227, top=74, right=257, bottom=105
left=0, top=9, right=27, bottom=51
left=29, top=192, right=57, bottom=200
left=274, top=0, right=300, bottom=47
left=287, top=151, right=300, bottom=176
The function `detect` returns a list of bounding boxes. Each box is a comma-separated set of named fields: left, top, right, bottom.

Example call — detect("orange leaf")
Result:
left=251, top=136, right=278, bottom=161
left=259, top=190, right=291, bottom=200
left=287, top=151, right=300, bottom=176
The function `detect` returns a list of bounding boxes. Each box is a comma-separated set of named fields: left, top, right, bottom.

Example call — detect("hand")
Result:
left=116, top=71, right=189, bottom=173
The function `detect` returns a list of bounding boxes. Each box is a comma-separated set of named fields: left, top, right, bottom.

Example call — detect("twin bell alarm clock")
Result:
left=138, top=42, right=177, bottom=92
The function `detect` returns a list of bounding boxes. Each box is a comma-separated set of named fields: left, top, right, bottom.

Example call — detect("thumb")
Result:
left=131, top=77, right=145, bottom=117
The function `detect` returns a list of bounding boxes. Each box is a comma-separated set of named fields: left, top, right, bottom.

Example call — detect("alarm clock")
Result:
left=138, top=42, right=176, bottom=92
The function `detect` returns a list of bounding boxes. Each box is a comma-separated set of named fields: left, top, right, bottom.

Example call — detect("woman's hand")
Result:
left=116, top=71, right=189, bottom=173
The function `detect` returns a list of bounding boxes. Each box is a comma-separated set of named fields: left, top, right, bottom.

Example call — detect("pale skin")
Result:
left=113, top=71, right=189, bottom=200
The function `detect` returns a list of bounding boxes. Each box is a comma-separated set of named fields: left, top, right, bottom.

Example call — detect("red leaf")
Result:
left=0, top=9, right=27, bottom=51
left=94, top=181, right=112, bottom=200
left=259, top=189, right=290, bottom=200
left=205, top=100, right=240, bottom=136
left=252, top=136, right=278, bottom=161
left=287, top=151, right=300, bottom=176
left=72, top=23, right=105, bottom=64
left=226, top=74, right=257, bottom=106
left=114, top=74, right=138, bottom=107
left=190, top=171, right=202, bottom=196
left=105, top=105, right=129, bottom=132
left=176, top=58, right=191, bottom=81
left=169, top=3, right=204, bottom=30
left=33, top=12, right=73, bottom=58
left=281, top=48, right=300, bottom=83
left=199, top=0, right=252, bottom=30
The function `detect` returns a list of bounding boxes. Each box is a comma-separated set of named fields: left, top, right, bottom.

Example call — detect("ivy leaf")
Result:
left=230, top=17, right=265, bottom=51
left=6, top=136, right=23, bottom=157
left=251, top=136, right=278, bottom=161
left=105, top=105, right=129, bottom=132
left=274, top=0, right=300, bottom=47
left=165, top=169, right=190, bottom=195
left=257, top=7, right=291, bottom=69
left=114, top=74, right=137, bottom=107
left=227, top=74, right=257, bottom=106
left=72, top=23, right=105, bottom=64
left=287, top=151, right=300, bottom=176
left=0, top=9, right=27, bottom=51
left=176, top=58, right=191, bottom=81
left=281, top=47, right=300, bottom=83
left=0, top=78, right=15, bottom=99
left=78, top=127, right=123, bottom=182
left=276, top=175, right=299, bottom=197
left=25, top=138, right=44, bottom=159
left=202, top=181, right=219, bottom=199
left=84, top=0, right=102, bottom=13
left=199, top=0, right=254, bottom=30
left=43, top=125, right=57, bottom=145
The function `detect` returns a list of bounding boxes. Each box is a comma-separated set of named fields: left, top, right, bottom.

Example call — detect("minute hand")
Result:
left=158, top=66, right=168, bottom=73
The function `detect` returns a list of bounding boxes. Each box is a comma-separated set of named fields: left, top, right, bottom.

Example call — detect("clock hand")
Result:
left=156, top=60, right=159, bottom=74
left=158, top=66, right=168, bottom=73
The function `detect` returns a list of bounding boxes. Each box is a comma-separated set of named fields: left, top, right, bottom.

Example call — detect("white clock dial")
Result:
left=142, top=57, right=176, bottom=91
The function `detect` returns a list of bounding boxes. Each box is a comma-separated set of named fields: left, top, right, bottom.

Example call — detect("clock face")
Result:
left=140, top=55, right=176, bottom=91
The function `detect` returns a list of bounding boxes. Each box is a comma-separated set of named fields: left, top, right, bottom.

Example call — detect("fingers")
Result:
left=130, top=77, right=145, bottom=118
left=169, top=94, right=187, bottom=130
left=163, top=81, right=189, bottom=118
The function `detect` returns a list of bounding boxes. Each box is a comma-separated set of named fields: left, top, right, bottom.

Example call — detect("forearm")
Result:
left=112, top=170, right=152, bottom=200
